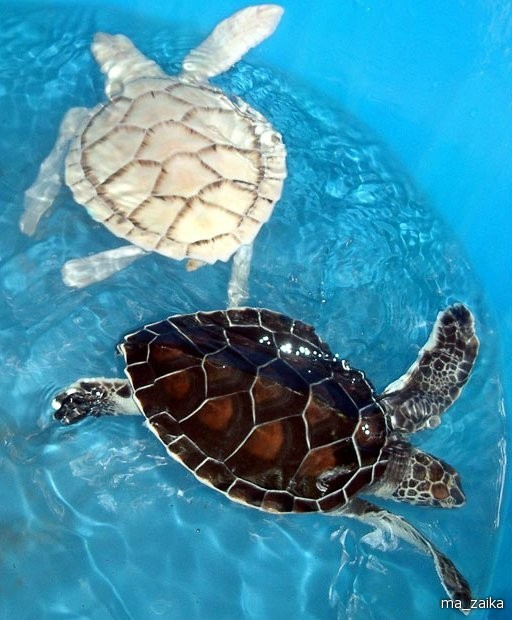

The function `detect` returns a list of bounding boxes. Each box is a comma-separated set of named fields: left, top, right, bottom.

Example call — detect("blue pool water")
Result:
left=0, top=2, right=510, bottom=619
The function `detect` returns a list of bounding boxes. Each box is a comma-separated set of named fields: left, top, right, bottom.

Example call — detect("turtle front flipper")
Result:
left=380, top=304, right=479, bottom=434
left=91, top=33, right=167, bottom=98
left=180, top=5, right=284, bottom=82
left=21, top=107, right=90, bottom=236
left=345, top=497, right=472, bottom=615
left=52, top=378, right=139, bottom=424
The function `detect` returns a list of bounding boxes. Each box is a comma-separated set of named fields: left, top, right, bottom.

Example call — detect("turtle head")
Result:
left=52, top=378, right=138, bottom=424
left=52, top=381, right=115, bottom=425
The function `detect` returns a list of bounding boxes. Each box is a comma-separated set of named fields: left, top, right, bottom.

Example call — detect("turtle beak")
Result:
left=52, top=388, right=96, bottom=425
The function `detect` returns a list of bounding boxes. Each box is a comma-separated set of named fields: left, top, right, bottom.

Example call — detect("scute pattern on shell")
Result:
left=120, top=308, right=389, bottom=513
left=65, top=79, right=286, bottom=264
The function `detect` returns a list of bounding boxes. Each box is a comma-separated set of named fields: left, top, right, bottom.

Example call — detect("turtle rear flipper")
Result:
left=381, top=304, right=479, bottom=434
left=346, top=498, right=472, bottom=615
left=61, top=245, right=147, bottom=288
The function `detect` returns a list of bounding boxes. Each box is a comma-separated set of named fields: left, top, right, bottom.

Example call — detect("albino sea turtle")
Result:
left=21, top=5, right=286, bottom=306
left=53, top=303, right=478, bottom=612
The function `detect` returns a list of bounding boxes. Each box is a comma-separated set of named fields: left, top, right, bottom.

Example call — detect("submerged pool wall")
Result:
left=17, top=0, right=512, bottom=606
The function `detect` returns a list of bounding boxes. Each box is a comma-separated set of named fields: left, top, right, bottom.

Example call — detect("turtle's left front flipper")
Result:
left=345, top=497, right=472, bottom=615
left=91, top=33, right=167, bottom=99
left=21, top=107, right=90, bottom=236
left=381, top=304, right=479, bottom=434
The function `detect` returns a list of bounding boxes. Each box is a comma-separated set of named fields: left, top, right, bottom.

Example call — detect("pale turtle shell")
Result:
left=65, top=78, right=286, bottom=265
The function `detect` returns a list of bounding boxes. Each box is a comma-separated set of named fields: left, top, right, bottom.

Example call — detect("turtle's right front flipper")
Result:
left=21, top=107, right=90, bottom=236
left=381, top=304, right=479, bottom=434
left=181, top=4, right=284, bottom=82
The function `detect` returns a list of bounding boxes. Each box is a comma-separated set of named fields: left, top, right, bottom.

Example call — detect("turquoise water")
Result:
left=0, top=4, right=506, bottom=619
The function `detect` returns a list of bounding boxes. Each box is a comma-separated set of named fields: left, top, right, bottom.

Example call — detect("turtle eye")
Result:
left=78, top=382, right=106, bottom=401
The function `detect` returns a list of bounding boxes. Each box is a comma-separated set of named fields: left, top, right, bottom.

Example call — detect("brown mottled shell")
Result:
left=65, top=78, right=286, bottom=265
left=120, top=308, right=389, bottom=513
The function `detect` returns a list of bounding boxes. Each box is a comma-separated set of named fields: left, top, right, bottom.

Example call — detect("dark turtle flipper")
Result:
left=345, top=497, right=472, bottom=615
left=52, top=378, right=138, bottom=424
left=380, top=304, right=479, bottom=434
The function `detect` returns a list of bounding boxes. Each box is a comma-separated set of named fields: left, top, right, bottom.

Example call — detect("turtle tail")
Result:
left=380, top=304, right=479, bottom=434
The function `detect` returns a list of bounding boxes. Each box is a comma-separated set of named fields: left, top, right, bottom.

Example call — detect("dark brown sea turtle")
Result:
left=53, top=304, right=478, bottom=612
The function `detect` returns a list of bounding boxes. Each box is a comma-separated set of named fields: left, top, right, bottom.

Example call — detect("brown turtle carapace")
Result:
left=53, top=304, right=478, bottom=613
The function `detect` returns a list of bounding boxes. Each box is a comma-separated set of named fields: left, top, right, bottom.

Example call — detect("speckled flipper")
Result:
left=381, top=304, right=479, bottom=434
left=346, top=497, right=471, bottom=615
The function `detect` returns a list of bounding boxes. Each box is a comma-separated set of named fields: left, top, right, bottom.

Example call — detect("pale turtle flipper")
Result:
left=91, top=33, right=167, bottom=98
left=227, top=243, right=253, bottom=307
left=62, top=245, right=147, bottom=288
left=52, top=378, right=138, bottom=425
left=346, top=497, right=471, bottom=615
left=181, top=4, right=284, bottom=82
left=380, top=304, right=479, bottom=434
left=20, top=107, right=90, bottom=235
